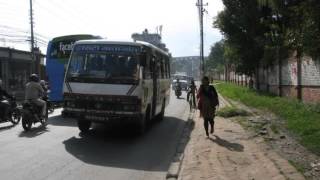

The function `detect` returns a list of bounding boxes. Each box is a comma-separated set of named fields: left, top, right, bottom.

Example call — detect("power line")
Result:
left=33, top=0, right=90, bottom=33
left=0, top=27, right=49, bottom=45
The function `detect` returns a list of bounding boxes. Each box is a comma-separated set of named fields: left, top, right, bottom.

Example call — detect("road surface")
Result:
left=0, top=92, right=190, bottom=180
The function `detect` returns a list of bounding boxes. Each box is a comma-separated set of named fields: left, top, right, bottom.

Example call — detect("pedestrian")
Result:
left=187, top=79, right=197, bottom=109
left=197, top=76, right=219, bottom=137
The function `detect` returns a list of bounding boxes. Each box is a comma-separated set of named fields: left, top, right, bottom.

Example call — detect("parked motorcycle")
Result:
left=0, top=97, right=21, bottom=125
left=21, top=98, right=48, bottom=131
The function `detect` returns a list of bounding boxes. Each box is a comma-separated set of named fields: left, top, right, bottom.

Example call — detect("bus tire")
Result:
left=137, top=107, right=150, bottom=135
left=157, top=100, right=165, bottom=121
left=78, top=119, right=91, bottom=133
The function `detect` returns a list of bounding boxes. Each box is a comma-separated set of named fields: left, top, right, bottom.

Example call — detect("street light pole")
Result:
left=196, top=0, right=207, bottom=77
left=29, top=0, right=35, bottom=73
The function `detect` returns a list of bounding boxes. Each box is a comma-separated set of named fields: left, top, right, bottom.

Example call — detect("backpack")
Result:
left=198, top=85, right=219, bottom=108
left=209, top=85, right=219, bottom=107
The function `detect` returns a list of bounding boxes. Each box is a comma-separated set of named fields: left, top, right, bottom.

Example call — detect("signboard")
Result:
left=73, top=44, right=142, bottom=54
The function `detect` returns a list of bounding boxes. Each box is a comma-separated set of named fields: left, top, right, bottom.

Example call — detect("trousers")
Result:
left=203, top=117, right=214, bottom=136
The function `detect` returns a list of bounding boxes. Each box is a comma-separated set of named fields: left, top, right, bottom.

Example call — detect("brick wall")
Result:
left=220, top=53, right=320, bottom=103
left=303, top=87, right=320, bottom=103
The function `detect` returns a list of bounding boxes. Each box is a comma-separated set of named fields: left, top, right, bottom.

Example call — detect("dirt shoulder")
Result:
left=178, top=96, right=305, bottom=180
left=229, top=100, right=320, bottom=180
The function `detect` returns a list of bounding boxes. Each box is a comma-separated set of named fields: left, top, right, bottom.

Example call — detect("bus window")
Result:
left=142, top=55, right=151, bottom=79
left=157, top=58, right=162, bottom=79
left=165, top=57, right=169, bottom=78
left=150, top=56, right=156, bottom=79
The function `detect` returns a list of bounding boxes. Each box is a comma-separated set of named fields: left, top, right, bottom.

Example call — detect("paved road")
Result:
left=0, top=92, right=190, bottom=180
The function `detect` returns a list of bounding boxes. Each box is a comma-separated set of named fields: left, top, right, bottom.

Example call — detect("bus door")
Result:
left=151, top=56, right=159, bottom=116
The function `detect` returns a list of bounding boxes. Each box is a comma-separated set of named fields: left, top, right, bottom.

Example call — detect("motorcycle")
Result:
left=175, top=86, right=182, bottom=98
left=0, top=97, right=21, bottom=125
left=21, top=98, right=48, bottom=131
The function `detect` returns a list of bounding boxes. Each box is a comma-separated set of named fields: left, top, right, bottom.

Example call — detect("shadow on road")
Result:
left=209, top=135, right=244, bottom=152
left=18, top=126, right=49, bottom=138
left=48, top=114, right=77, bottom=127
left=176, top=97, right=185, bottom=100
left=62, top=116, right=186, bottom=171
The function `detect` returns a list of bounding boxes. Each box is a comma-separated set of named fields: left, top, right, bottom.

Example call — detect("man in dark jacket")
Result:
left=0, top=79, right=13, bottom=120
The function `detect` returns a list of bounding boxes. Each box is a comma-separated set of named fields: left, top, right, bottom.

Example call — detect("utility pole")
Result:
left=29, top=0, right=35, bottom=73
left=196, top=0, right=207, bottom=77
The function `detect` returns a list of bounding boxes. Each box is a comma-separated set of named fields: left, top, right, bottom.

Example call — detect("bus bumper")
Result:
left=63, top=108, right=142, bottom=123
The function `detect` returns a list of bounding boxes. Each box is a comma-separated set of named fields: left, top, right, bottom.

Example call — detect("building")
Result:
left=0, top=47, right=45, bottom=100
left=131, top=29, right=168, bottom=52
left=171, top=56, right=201, bottom=80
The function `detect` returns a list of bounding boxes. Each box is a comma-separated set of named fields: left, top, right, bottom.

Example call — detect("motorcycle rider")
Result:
left=175, top=78, right=182, bottom=91
left=0, top=79, right=13, bottom=120
left=187, top=79, right=197, bottom=108
left=40, top=80, right=48, bottom=97
left=25, top=74, right=46, bottom=118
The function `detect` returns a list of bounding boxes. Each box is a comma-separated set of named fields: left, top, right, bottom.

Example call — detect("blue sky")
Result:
left=0, top=0, right=223, bottom=57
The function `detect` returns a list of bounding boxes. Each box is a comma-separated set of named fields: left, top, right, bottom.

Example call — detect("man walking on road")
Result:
left=197, top=76, right=219, bottom=137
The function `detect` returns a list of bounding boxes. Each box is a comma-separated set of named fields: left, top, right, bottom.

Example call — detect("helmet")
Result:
left=29, top=74, right=39, bottom=82
left=40, top=80, right=46, bottom=86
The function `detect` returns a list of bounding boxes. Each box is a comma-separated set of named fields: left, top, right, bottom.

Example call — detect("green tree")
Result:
left=258, top=0, right=320, bottom=99
left=214, top=0, right=268, bottom=88
left=206, top=40, right=225, bottom=73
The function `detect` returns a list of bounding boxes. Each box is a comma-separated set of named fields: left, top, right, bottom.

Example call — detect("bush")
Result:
left=216, top=106, right=249, bottom=118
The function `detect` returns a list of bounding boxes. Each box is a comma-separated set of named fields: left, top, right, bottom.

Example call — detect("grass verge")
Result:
left=288, top=160, right=306, bottom=174
left=215, top=82, right=320, bottom=155
left=216, top=106, right=249, bottom=118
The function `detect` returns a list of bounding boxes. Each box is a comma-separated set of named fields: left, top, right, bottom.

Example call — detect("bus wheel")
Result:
left=78, top=119, right=91, bottom=133
left=137, top=108, right=150, bottom=135
left=157, top=100, right=165, bottom=121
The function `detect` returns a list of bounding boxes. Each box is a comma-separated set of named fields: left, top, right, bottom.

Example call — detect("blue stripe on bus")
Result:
left=46, top=58, right=65, bottom=102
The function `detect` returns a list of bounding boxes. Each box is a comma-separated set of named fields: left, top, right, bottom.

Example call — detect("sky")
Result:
left=0, top=0, right=224, bottom=57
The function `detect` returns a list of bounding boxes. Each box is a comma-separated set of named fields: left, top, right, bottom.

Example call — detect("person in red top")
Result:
left=197, top=76, right=219, bottom=137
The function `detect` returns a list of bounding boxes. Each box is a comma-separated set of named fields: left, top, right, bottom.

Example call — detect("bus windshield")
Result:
left=66, top=52, right=139, bottom=80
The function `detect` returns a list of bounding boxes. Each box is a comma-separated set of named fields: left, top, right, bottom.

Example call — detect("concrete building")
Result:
left=0, top=47, right=45, bottom=100
left=131, top=29, right=168, bottom=52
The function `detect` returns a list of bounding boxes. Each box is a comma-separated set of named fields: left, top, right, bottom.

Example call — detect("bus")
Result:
left=46, top=34, right=101, bottom=103
left=63, top=40, right=171, bottom=133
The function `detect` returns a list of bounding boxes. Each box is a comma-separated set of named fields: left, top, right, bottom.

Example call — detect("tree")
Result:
left=214, top=0, right=268, bottom=88
left=206, top=40, right=225, bottom=74
left=258, top=0, right=320, bottom=99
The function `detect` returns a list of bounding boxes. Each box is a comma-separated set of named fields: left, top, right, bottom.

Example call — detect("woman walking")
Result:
left=197, top=76, right=219, bottom=137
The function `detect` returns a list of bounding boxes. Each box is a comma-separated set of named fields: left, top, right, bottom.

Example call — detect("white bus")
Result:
left=63, top=40, right=171, bottom=134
